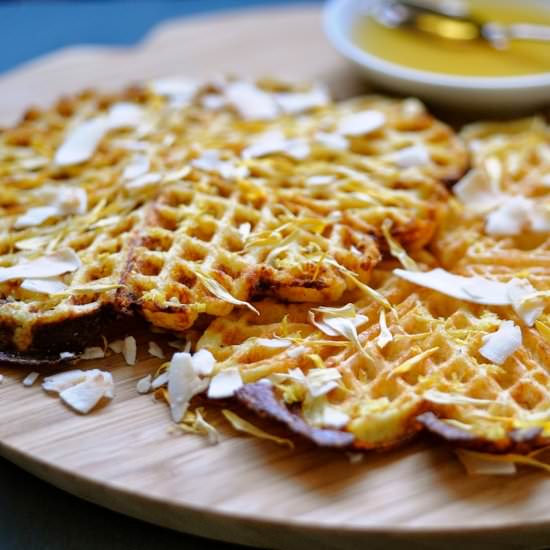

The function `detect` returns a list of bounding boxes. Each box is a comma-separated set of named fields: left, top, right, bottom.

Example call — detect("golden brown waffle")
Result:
left=196, top=274, right=550, bottom=452
left=118, top=93, right=466, bottom=332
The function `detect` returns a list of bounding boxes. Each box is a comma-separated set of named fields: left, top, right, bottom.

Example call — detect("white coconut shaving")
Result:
left=241, top=130, right=310, bottom=160
left=42, top=370, right=86, bottom=393
left=274, top=86, right=329, bottom=115
left=507, top=278, right=545, bottom=326
left=390, top=144, right=430, bottom=168
left=305, top=368, right=341, bottom=398
left=191, top=348, right=216, bottom=376
left=167, top=352, right=209, bottom=423
left=123, top=155, right=150, bottom=180
left=0, top=248, right=81, bottom=284
left=256, top=338, right=291, bottom=349
left=108, top=339, right=124, bottom=354
left=479, top=320, right=522, bottom=365
left=148, top=341, right=164, bottom=359
left=136, top=374, right=152, bottom=395
left=122, top=336, right=137, bottom=365
left=207, top=368, right=243, bottom=399
left=191, top=150, right=249, bottom=180
left=125, top=172, right=162, bottom=190
left=58, top=370, right=114, bottom=414
left=20, top=278, right=67, bottom=295
left=22, top=371, right=39, bottom=387
left=337, top=110, right=386, bottom=136
left=224, top=81, right=279, bottom=120
left=314, top=132, right=348, bottom=150
left=238, top=222, right=252, bottom=240
left=149, top=78, right=199, bottom=106
left=453, top=168, right=503, bottom=213
left=81, top=347, right=105, bottom=360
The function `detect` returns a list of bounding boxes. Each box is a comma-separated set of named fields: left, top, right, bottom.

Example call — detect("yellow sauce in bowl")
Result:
left=353, top=1, right=550, bottom=77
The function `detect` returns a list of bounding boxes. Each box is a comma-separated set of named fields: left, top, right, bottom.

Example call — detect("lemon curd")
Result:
left=353, top=1, right=550, bottom=77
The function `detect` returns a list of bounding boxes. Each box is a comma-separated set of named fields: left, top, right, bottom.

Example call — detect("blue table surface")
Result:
left=0, top=3, right=321, bottom=549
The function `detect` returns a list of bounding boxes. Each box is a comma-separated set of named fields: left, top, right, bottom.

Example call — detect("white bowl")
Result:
left=323, top=0, right=550, bottom=110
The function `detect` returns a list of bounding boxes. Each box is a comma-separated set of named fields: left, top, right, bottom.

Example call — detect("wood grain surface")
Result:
left=1, top=6, right=550, bottom=550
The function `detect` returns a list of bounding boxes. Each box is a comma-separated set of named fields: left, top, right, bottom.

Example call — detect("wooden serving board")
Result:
left=1, top=6, right=550, bottom=549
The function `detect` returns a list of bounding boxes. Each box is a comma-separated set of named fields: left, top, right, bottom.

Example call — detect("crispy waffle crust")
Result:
left=1, top=77, right=468, bottom=360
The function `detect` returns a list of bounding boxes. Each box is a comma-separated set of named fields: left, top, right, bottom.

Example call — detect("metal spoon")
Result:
left=370, top=0, right=550, bottom=49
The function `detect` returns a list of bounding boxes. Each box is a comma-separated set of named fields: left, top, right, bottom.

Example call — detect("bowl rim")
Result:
left=323, top=0, right=550, bottom=90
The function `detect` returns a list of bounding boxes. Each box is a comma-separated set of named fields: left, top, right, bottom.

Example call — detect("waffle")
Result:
left=196, top=274, right=550, bottom=452
left=117, top=94, right=466, bottom=331
left=0, top=78, right=468, bottom=359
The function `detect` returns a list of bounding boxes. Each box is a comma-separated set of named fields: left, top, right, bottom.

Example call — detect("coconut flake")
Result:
left=168, top=352, right=209, bottom=423
left=42, top=370, right=86, bottom=393
left=0, top=248, right=81, bottom=283
left=320, top=403, right=349, bottom=428
left=191, top=150, right=249, bottom=180
left=485, top=196, right=531, bottom=236
left=479, top=320, right=522, bottom=365
left=152, top=371, right=169, bottom=390
left=201, top=93, right=226, bottom=110
left=55, top=103, right=143, bottom=166
left=337, top=110, right=386, bottom=136
left=305, top=175, right=336, bottom=187
left=81, top=347, right=105, bottom=360
left=224, top=81, right=279, bottom=120
left=315, top=132, right=348, bottom=150
left=238, top=222, right=251, bottom=240
left=20, top=277, right=67, bottom=294
left=394, top=268, right=511, bottom=306
left=305, top=368, right=341, bottom=398
left=274, top=86, right=329, bottom=115
left=457, top=449, right=516, bottom=476
left=256, top=338, right=291, bottom=349
left=22, top=371, right=39, bottom=387
left=241, top=131, right=310, bottom=161
left=376, top=310, right=393, bottom=349
left=59, top=370, right=114, bottom=414
left=453, top=168, right=503, bottom=213
left=136, top=374, right=152, bottom=394
left=147, top=341, right=164, bottom=359
left=390, top=144, right=430, bottom=168
left=122, top=336, right=137, bottom=365
left=191, top=349, right=216, bottom=376
left=14, top=206, right=59, bottom=229
left=108, top=339, right=123, bottom=354
left=207, top=368, right=243, bottom=399
left=123, top=155, right=150, bottom=180
left=125, top=172, right=162, bottom=190
left=150, top=78, right=199, bottom=106
left=506, top=279, right=544, bottom=326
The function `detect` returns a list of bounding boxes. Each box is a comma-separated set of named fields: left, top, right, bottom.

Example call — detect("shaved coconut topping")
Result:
left=305, top=398, right=349, bottom=429
left=125, top=172, right=162, bottom=190
left=59, top=370, right=114, bottom=414
left=81, top=347, right=105, bottom=360
left=191, top=349, right=216, bottom=376
left=123, top=155, right=150, bottom=180
left=485, top=196, right=531, bottom=235
left=453, top=168, right=503, bottom=213
left=148, top=341, right=164, bottom=359
left=108, top=339, right=124, bottom=354
left=0, top=375, right=4, bottom=385
left=479, top=320, right=522, bottom=365
left=55, top=103, right=144, bottom=166
left=42, top=370, right=86, bottom=393
left=274, top=86, right=329, bottom=114
left=256, top=338, right=291, bottom=349
left=191, top=150, right=249, bottom=180
left=310, top=304, right=368, bottom=354
left=151, top=371, right=169, bottom=390
left=394, top=268, right=512, bottom=306
left=224, top=81, right=278, bottom=120
left=122, top=336, right=137, bottom=365
left=0, top=248, right=81, bottom=283
left=150, top=78, right=199, bottom=105
left=207, top=368, right=243, bottom=399
left=22, top=372, right=39, bottom=387
left=376, top=310, right=393, bottom=349
left=507, top=278, right=545, bottom=326
left=315, top=132, right=348, bottom=150
left=337, top=110, right=385, bottom=136
left=15, top=187, right=87, bottom=228
left=241, top=131, right=310, bottom=160
left=136, top=374, right=152, bottom=394
left=305, top=368, right=341, bottom=398
left=168, top=353, right=209, bottom=422
left=201, top=93, right=226, bottom=110
left=20, top=278, right=67, bottom=295
left=423, top=390, right=494, bottom=406
left=390, top=144, right=430, bottom=168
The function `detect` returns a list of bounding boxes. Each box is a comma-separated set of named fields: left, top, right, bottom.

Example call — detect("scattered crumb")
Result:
left=148, top=341, right=164, bottom=359
left=81, top=346, right=105, bottom=360
left=122, top=336, right=137, bottom=365
left=22, top=372, right=39, bottom=387
left=347, top=452, right=364, bottom=465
